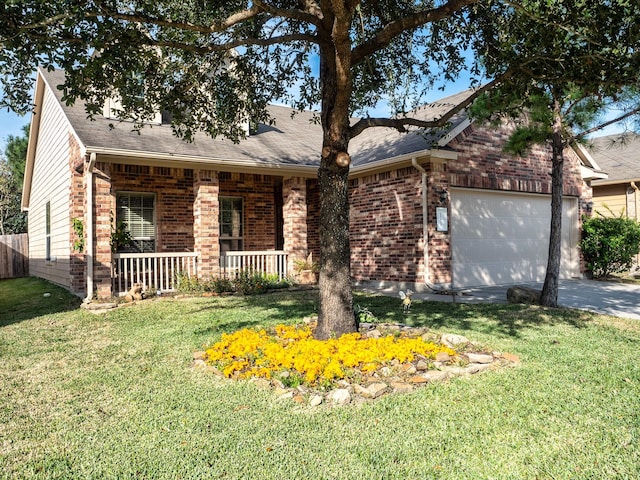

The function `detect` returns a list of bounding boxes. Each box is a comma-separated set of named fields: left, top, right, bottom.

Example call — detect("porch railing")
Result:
left=222, top=250, right=288, bottom=280
left=112, top=252, right=199, bottom=295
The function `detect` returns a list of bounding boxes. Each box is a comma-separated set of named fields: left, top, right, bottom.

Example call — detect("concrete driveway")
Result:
left=444, top=279, right=640, bottom=320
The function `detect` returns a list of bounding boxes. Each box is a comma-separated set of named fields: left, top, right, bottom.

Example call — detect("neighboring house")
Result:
left=589, top=134, right=640, bottom=219
left=22, top=68, right=605, bottom=299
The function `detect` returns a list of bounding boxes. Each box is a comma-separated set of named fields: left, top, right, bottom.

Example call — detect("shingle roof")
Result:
left=588, top=134, right=640, bottom=184
left=40, top=68, right=470, bottom=169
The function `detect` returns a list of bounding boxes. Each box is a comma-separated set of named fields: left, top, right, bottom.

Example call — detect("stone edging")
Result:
left=193, top=322, right=520, bottom=407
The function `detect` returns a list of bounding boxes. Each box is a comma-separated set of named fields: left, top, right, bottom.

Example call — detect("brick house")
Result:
left=22, top=68, right=605, bottom=299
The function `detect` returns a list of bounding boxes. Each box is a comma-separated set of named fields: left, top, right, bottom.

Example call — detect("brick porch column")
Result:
left=68, top=139, right=85, bottom=296
left=283, top=176, right=308, bottom=273
left=93, top=162, right=115, bottom=298
left=193, top=169, right=220, bottom=278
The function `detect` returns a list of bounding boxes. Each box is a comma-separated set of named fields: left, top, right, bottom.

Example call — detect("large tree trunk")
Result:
left=314, top=10, right=356, bottom=340
left=541, top=101, right=564, bottom=308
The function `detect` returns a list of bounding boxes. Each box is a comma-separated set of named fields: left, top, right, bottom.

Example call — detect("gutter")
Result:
left=84, top=152, right=96, bottom=303
left=84, top=146, right=318, bottom=178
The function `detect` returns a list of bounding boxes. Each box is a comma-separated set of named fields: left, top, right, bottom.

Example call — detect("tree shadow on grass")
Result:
left=187, top=289, right=319, bottom=337
left=354, top=291, right=595, bottom=339
left=0, top=277, right=82, bottom=327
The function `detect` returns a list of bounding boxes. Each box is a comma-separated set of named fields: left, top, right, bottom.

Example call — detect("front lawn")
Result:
left=1, top=277, right=638, bottom=479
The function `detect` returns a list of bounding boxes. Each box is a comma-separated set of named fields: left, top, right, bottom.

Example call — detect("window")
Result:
left=45, top=201, right=51, bottom=261
left=219, top=197, right=243, bottom=254
left=116, top=193, right=156, bottom=253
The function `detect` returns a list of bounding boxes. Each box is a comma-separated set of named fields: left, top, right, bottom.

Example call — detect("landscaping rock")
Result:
left=465, top=363, right=492, bottom=374
left=367, top=383, right=388, bottom=399
left=354, top=384, right=372, bottom=398
left=193, top=351, right=207, bottom=361
left=391, top=382, right=414, bottom=393
left=415, top=360, right=430, bottom=371
left=422, top=371, right=449, bottom=382
left=328, top=388, right=351, bottom=405
left=435, top=351, right=451, bottom=363
left=465, top=353, right=494, bottom=364
left=441, top=333, right=469, bottom=348
left=507, top=286, right=541, bottom=305
left=365, top=329, right=382, bottom=339
left=309, top=395, right=323, bottom=407
left=409, top=375, right=429, bottom=384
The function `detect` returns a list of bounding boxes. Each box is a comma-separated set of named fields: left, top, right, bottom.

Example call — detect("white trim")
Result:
left=436, top=118, right=472, bottom=147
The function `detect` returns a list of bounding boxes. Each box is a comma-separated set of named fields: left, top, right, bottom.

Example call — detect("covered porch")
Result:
left=78, top=162, right=317, bottom=298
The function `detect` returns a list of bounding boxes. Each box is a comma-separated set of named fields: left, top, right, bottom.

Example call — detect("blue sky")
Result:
left=0, top=109, right=30, bottom=152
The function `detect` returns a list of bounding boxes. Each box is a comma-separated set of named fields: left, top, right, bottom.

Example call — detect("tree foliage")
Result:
left=580, top=214, right=640, bottom=278
left=470, top=0, right=640, bottom=306
left=0, top=125, right=29, bottom=235
left=1, top=0, right=499, bottom=337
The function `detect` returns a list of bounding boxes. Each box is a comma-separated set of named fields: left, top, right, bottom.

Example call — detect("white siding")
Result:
left=28, top=86, right=74, bottom=288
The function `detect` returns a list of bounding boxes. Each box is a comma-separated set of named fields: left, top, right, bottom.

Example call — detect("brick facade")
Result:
left=347, top=122, right=591, bottom=287
left=219, top=173, right=278, bottom=251
left=349, top=168, right=424, bottom=283
left=110, top=165, right=195, bottom=252
left=193, top=169, right=220, bottom=278
left=283, top=177, right=308, bottom=272
left=68, top=134, right=86, bottom=295
left=75, top=122, right=591, bottom=298
left=93, top=162, right=115, bottom=298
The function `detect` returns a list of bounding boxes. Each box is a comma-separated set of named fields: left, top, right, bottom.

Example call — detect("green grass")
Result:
left=1, top=277, right=639, bottom=479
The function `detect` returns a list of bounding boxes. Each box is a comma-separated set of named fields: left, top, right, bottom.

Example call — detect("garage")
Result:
left=451, top=188, right=580, bottom=288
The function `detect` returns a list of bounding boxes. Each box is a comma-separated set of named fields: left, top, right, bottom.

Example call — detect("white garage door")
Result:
left=451, top=189, right=580, bottom=288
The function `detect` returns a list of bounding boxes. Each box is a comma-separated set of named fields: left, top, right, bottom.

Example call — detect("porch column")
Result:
left=93, top=162, right=115, bottom=298
left=193, top=169, right=220, bottom=278
left=283, top=176, right=308, bottom=273
left=68, top=140, right=85, bottom=295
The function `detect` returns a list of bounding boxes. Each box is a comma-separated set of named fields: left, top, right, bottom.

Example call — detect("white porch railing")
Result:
left=223, top=250, right=288, bottom=280
left=112, top=252, right=199, bottom=295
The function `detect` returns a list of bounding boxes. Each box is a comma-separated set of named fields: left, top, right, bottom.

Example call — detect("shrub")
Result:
left=175, top=272, right=205, bottom=293
left=580, top=213, right=640, bottom=278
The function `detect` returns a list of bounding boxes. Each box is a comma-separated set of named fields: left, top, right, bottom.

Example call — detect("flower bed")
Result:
left=204, top=323, right=457, bottom=386
left=196, top=321, right=519, bottom=405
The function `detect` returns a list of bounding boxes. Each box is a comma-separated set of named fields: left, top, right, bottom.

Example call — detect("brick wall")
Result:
left=110, top=165, right=195, bottom=252
left=219, top=172, right=277, bottom=250
left=93, top=162, right=115, bottom=298
left=349, top=167, right=424, bottom=283
left=306, top=179, right=321, bottom=261
left=193, top=169, right=220, bottom=278
left=448, top=122, right=584, bottom=197
left=68, top=134, right=85, bottom=295
left=346, top=121, right=591, bottom=286
left=283, top=177, right=308, bottom=272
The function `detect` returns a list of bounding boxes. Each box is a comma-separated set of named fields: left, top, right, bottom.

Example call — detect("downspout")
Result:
left=84, top=152, right=96, bottom=303
left=411, top=157, right=442, bottom=292
left=631, top=181, right=639, bottom=222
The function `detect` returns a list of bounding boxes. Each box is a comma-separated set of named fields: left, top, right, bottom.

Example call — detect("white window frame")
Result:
left=115, top=192, right=156, bottom=253
left=45, top=201, right=51, bottom=261
left=219, top=196, right=244, bottom=253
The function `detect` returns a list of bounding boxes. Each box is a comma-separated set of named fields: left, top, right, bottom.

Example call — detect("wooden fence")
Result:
left=0, top=234, right=29, bottom=279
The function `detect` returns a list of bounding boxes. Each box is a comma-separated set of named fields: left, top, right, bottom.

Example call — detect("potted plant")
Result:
left=293, top=253, right=319, bottom=285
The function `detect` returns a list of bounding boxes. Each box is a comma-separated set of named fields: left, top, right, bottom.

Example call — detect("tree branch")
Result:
left=96, top=0, right=322, bottom=34
left=576, top=107, right=640, bottom=140
left=349, top=71, right=510, bottom=139
left=351, top=0, right=477, bottom=65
